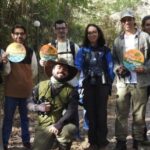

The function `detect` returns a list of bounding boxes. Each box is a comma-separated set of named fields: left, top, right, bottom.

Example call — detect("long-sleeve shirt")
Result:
left=27, top=80, right=79, bottom=130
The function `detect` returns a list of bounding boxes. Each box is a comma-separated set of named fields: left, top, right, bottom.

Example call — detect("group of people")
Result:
left=0, top=9, right=150, bottom=150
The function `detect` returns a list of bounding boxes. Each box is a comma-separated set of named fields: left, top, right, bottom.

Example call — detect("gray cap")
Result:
left=120, top=9, right=135, bottom=20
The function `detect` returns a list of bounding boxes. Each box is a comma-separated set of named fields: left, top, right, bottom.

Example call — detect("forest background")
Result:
left=1, top=1, right=150, bottom=149
left=1, top=0, right=149, bottom=51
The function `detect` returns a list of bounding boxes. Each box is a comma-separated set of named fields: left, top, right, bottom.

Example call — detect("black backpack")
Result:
left=51, top=40, right=75, bottom=61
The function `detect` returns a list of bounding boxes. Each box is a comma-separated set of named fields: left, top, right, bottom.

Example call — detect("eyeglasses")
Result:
left=13, top=32, right=25, bottom=35
left=87, top=31, right=98, bottom=35
left=121, top=17, right=133, bottom=23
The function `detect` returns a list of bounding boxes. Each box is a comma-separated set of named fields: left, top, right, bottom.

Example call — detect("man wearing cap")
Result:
left=113, top=9, right=150, bottom=150
left=2, top=24, right=38, bottom=150
left=27, top=58, right=79, bottom=150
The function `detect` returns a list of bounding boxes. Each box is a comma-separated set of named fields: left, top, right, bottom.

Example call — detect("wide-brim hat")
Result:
left=120, top=9, right=135, bottom=21
left=44, top=58, right=78, bottom=82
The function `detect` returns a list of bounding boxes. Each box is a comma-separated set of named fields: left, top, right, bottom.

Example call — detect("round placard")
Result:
left=39, top=44, right=57, bottom=61
left=6, top=42, right=26, bottom=63
left=123, top=49, right=144, bottom=71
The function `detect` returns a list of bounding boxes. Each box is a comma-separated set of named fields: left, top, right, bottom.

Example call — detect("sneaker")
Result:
left=114, top=141, right=127, bottom=150
left=23, top=142, right=31, bottom=149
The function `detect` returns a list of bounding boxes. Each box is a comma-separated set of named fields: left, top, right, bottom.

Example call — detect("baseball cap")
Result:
left=120, top=9, right=135, bottom=21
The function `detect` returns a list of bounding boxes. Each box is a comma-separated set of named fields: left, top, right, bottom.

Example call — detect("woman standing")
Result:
left=75, top=24, right=114, bottom=150
left=142, top=15, right=150, bottom=35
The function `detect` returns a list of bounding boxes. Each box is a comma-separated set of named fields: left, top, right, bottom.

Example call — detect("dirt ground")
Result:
left=2, top=87, right=150, bottom=150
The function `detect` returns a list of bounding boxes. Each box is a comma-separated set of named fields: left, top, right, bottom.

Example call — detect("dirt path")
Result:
left=4, top=88, right=150, bottom=150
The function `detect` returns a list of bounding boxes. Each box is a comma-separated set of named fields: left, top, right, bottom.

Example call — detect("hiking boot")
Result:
left=23, top=142, right=31, bottom=149
left=114, top=141, right=127, bottom=150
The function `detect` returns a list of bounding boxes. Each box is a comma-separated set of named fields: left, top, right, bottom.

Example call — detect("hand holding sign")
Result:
left=39, top=44, right=57, bottom=62
left=123, top=49, right=144, bottom=71
left=6, top=42, right=26, bottom=63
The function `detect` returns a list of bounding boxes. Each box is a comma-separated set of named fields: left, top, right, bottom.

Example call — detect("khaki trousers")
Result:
left=32, top=123, right=77, bottom=150
left=115, top=83, right=147, bottom=141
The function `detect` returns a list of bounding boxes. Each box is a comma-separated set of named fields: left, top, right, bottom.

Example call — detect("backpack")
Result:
left=51, top=40, right=75, bottom=60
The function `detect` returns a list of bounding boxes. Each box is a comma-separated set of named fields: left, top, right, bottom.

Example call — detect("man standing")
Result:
left=50, top=19, right=79, bottom=87
left=113, top=10, right=150, bottom=150
left=28, top=58, right=78, bottom=150
left=2, top=24, right=38, bottom=150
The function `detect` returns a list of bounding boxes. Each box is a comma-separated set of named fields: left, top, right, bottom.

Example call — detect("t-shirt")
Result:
left=124, top=33, right=137, bottom=84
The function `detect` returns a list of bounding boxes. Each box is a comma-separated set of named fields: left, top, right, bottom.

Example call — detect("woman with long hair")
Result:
left=75, top=24, right=114, bottom=150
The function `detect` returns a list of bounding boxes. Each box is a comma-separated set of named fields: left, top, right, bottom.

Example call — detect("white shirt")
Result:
left=124, top=33, right=137, bottom=84
left=51, top=40, right=79, bottom=87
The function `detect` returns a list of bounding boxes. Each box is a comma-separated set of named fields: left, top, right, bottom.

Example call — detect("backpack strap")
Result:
left=51, top=39, right=57, bottom=48
left=51, top=40, right=75, bottom=61
left=69, top=41, right=75, bottom=61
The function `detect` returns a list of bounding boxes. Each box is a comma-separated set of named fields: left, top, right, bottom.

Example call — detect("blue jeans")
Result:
left=2, top=96, right=30, bottom=145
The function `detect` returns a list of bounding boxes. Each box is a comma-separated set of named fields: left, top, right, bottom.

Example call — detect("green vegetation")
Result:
left=0, top=0, right=141, bottom=49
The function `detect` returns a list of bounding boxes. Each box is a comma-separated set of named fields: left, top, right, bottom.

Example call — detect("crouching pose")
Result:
left=28, top=58, right=79, bottom=150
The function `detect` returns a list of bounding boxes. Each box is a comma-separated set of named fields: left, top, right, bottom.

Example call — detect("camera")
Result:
left=36, top=96, right=51, bottom=116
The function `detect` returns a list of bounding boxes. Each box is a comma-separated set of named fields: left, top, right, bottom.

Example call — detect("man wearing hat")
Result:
left=27, top=58, right=79, bottom=150
left=113, top=9, right=150, bottom=150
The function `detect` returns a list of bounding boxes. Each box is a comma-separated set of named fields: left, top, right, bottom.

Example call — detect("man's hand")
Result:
left=2, top=52, right=9, bottom=64
left=48, top=125, right=59, bottom=135
left=37, top=102, right=51, bottom=112
left=134, top=67, right=145, bottom=73
left=116, top=66, right=126, bottom=75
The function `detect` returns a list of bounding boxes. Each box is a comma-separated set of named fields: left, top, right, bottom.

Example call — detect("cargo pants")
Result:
left=32, top=123, right=77, bottom=150
left=115, top=83, right=147, bottom=141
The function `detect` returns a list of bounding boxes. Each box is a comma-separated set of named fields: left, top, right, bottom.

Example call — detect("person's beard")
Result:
left=53, top=75, right=68, bottom=83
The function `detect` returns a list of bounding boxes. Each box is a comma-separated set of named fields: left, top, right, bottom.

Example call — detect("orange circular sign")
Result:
left=39, top=44, right=57, bottom=61
left=123, top=49, right=144, bottom=70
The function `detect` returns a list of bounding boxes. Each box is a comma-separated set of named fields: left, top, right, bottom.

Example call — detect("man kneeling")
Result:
left=27, top=58, right=79, bottom=150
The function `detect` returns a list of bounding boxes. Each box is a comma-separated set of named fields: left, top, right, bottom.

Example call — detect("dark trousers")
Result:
left=2, top=96, right=30, bottom=145
left=83, top=80, right=109, bottom=147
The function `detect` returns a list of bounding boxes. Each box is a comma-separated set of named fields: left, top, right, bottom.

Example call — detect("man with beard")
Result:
left=27, top=58, right=79, bottom=150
